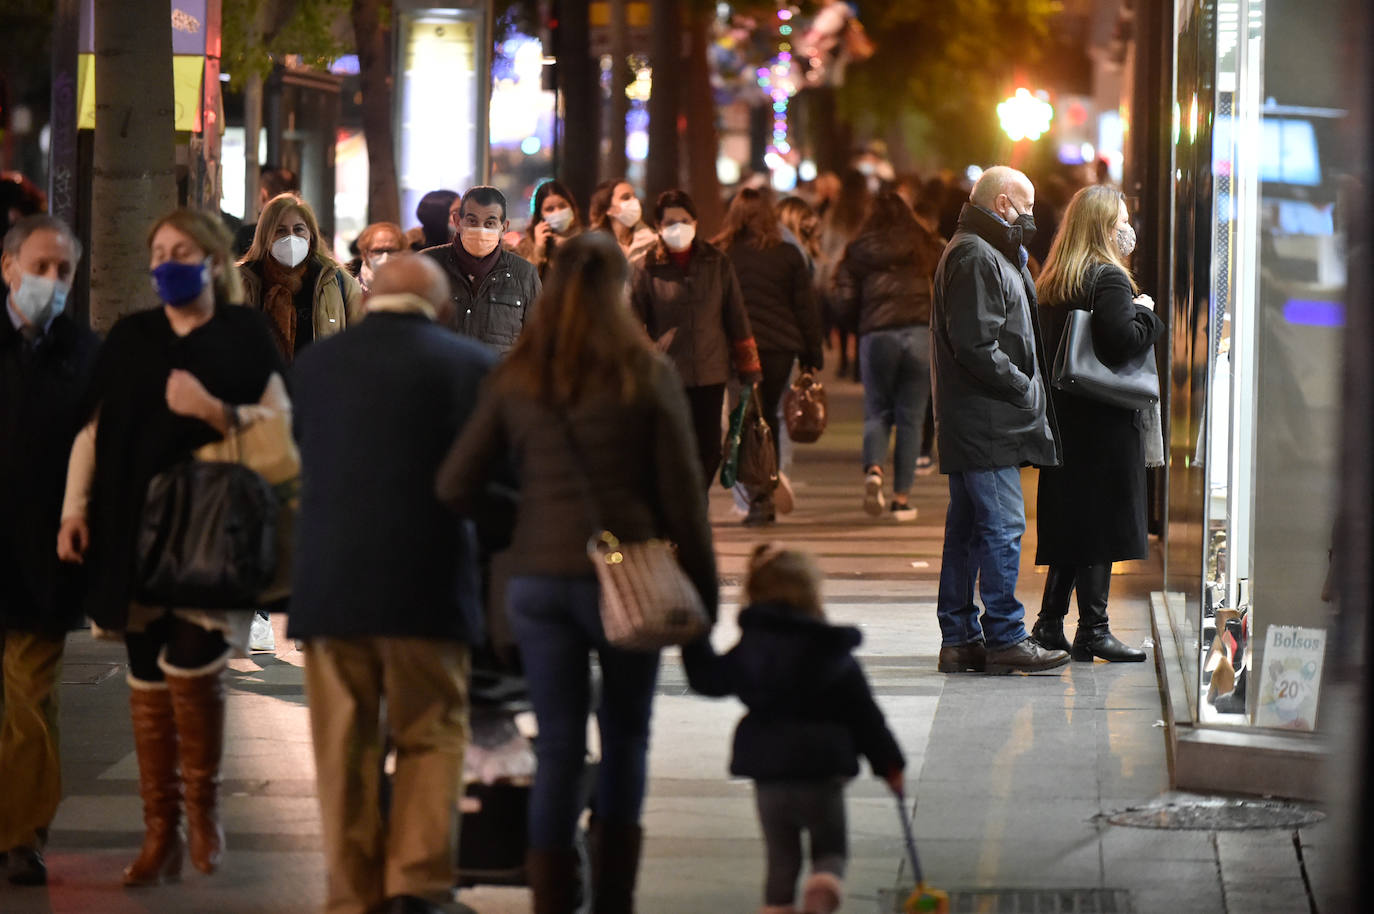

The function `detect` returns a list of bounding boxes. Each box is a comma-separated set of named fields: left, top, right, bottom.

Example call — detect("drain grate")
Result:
left=1103, top=797, right=1325, bottom=831
left=878, top=888, right=1132, bottom=913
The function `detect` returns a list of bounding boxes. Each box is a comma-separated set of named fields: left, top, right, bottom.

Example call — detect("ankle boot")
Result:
left=590, top=818, right=643, bottom=914
left=167, top=667, right=227, bottom=874
left=1071, top=564, right=1145, bottom=662
left=123, top=682, right=183, bottom=886
left=1031, top=566, right=1074, bottom=652
left=527, top=847, right=581, bottom=914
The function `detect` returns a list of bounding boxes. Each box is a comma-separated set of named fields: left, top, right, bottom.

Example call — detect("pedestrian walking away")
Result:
left=629, top=189, right=763, bottom=487
left=422, top=185, right=541, bottom=357
left=0, top=214, right=99, bottom=887
left=1031, top=185, right=1164, bottom=663
left=57, top=208, right=291, bottom=885
left=684, top=544, right=905, bottom=914
left=289, top=253, right=501, bottom=914
left=437, top=231, right=719, bottom=914
left=929, top=165, right=1068, bottom=676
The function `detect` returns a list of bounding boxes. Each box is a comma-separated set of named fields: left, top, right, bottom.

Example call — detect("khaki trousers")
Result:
left=0, top=629, right=65, bottom=850
left=303, top=637, right=471, bottom=914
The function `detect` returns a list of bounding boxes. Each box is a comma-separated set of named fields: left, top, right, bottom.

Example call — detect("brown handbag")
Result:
left=782, top=370, right=828, bottom=443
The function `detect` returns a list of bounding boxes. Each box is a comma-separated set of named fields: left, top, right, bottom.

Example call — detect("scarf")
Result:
left=366, top=292, right=437, bottom=321
left=262, top=255, right=308, bottom=359
left=451, top=240, right=502, bottom=292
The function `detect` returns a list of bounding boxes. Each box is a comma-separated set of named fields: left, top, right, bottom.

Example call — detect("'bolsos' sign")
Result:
left=1255, top=625, right=1326, bottom=732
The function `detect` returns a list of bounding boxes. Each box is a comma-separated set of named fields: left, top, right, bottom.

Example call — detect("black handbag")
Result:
left=1050, top=266, right=1160, bottom=410
left=136, top=461, right=280, bottom=608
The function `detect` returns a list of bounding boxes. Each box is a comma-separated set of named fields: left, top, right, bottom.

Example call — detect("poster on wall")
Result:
left=1255, top=625, right=1326, bottom=731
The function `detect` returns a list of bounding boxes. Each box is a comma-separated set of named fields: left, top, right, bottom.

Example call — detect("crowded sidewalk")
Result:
left=3, top=368, right=1329, bottom=914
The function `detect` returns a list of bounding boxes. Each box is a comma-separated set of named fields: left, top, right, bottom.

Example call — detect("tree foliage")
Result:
left=838, top=0, right=1058, bottom=167
left=222, top=0, right=354, bottom=89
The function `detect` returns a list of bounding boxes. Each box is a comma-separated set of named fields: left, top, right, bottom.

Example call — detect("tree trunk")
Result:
left=352, top=0, right=399, bottom=224
left=603, top=0, right=628, bottom=181
left=646, top=0, right=681, bottom=204
left=90, top=0, right=176, bottom=332
left=558, top=0, right=598, bottom=211
left=243, top=70, right=263, bottom=220
left=684, top=7, right=722, bottom=233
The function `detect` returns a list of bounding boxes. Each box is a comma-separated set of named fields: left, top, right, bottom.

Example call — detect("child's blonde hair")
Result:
left=745, top=543, right=825, bottom=619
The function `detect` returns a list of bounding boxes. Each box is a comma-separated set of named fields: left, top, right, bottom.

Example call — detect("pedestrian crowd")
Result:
left=0, top=155, right=1159, bottom=914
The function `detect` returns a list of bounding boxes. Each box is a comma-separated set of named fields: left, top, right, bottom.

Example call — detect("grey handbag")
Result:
left=1050, top=266, right=1160, bottom=410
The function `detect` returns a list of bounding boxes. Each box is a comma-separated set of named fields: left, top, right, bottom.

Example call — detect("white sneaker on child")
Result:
left=248, top=614, right=276, bottom=653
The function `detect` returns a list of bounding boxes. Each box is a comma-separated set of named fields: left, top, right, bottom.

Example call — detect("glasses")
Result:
left=368, top=247, right=402, bottom=256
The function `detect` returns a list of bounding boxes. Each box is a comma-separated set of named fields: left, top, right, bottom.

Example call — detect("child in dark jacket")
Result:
left=685, top=543, right=905, bottom=914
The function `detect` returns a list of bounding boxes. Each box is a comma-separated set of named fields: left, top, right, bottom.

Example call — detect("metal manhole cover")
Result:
left=878, top=888, right=1132, bottom=913
left=1103, top=797, right=1324, bottom=830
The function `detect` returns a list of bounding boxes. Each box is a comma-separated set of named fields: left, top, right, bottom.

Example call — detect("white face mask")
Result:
left=613, top=198, right=642, bottom=228
left=544, top=207, right=574, bottom=234
left=9, top=273, right=68, bottom=328
left=1116, top=223, right=1138, bottom=257
left=271, top=234, right=310, bottom=268
left=460, top=226, right=502, bottom=258
left=660, top=223, right=696, bottom=252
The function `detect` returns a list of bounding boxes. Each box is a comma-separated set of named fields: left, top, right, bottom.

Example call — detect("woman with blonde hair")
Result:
left=1030, top=184, right=1164, bottom=662
left=437, top=231, right=717, bottom=912
left=238, top=192, right=362, bottom=361
left=57, top=208, right=289, bottom=884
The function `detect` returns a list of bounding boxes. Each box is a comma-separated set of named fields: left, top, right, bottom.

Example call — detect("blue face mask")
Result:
left=150, top=259, right=211, bottom=307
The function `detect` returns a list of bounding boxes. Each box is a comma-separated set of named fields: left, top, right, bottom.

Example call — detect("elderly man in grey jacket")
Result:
left=929, top=166, right=1068, bottom=675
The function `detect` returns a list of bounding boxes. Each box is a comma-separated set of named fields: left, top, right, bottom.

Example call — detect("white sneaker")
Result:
left=890, top=501, right=918, bottom=522
left=249, top=614, right=276, bottom=653
left=916, top=455, right=935, bottom=476
left=863, top=473, right=885, bottom=516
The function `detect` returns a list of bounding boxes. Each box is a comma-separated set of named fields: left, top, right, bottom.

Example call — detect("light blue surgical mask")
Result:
left=9, top=273, right=68, bottom=328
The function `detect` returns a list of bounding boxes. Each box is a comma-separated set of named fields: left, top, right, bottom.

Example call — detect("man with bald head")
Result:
left=929, top=166, right=1066, bottom=676
left=288, top=253, right=497, bottom=913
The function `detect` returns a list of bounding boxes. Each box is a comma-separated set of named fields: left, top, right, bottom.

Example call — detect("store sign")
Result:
left=1255, top=626, right=1326, bottom=731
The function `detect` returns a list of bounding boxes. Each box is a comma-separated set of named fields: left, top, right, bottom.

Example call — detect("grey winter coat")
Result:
left=931, top=203, right=1060, bottom=472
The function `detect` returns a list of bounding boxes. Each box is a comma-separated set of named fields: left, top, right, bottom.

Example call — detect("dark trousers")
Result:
left=754, top=779, right=848, bottom=905
left=757, top=350, right=798, bottom=468
left=684, top=383, right=727, bottom=487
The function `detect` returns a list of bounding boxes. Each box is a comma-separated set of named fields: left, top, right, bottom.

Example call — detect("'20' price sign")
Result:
left=1256, top=627, right=1325, bottom=732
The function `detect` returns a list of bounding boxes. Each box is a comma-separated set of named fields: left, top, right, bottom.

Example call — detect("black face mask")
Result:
left=1009, top=205, right=1037, bottom=245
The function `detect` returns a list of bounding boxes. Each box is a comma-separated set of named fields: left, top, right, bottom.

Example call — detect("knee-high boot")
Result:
left=1031, top=566, right=1074, bottom=652
left=1071, top=564, right=1146, bottom=662
left=527, top=847, right=582, bottom=914
left=123, top=679, right=183, bottom=886
left=166, top=662, right=227, bottom=874
left=590, top=818, right=643, bottom=914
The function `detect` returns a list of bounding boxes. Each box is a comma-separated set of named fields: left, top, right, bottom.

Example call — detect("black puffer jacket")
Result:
left=723, top=239, right=824, bottom=368
left=931, top=203, right=1060, bottom=472
left=684, top=602, right=905, bottom=781
left=834, top=226, right=944, bottom=335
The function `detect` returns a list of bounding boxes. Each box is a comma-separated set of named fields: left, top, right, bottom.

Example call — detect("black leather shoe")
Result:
left=1030, top=620, right=1071, bottom=653
left=937, top=641, right=986, bottom=673
left=8, top=846, right=47, bottom=886
left=985, top=637, right=1070, bottom=674
left=1071, top=627, right=1146, bottom=662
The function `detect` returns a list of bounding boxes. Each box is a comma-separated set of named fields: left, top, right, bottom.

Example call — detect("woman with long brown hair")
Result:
left=1031, top=184, right=1163, bottom=662
left=588, top=177, right=657, bottom=264
left=237, top=193, right=362, bottom=362
left=436, top=231, right=717, bottom=913
left=57, top=209, right=288, bottom=884
left=516, top=179, right=584, bottom=280
left=713, top=187, right=824, bottom=525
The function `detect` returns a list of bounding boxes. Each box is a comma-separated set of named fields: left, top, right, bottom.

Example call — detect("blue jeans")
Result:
left=859, top=326, right=931, bottom=494
left=507, top=575, right=661, bottom=850
left=936, top=468, right=1029, bottom=650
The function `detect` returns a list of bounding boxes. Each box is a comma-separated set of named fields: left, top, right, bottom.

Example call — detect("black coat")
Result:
left=1036, top=264, right=1165, bottom=565
left=0, top=313, right=99, bottom=635
left=931, top=204, right=1060, bottom=472
left=685, top=603, right=904, bottom=782
left=287, top=312, right=497, bottom=642
left=630, top=241, right=754, bottom=388
left=723, top=239, right=824, bottom=368
left=421, top=245, right=542, bottom=357
left=834, top=225, right=944, bottom=334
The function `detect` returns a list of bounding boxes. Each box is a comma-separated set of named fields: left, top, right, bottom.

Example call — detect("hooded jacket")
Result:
left=930, top=203, right=1060, bottom=472
left=686, top=602, right=905, bottom=781
left=834, top=224, right=944, bottom=334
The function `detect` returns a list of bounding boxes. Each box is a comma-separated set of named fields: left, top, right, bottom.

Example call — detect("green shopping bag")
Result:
left=719, top=385, right=754, bottom=488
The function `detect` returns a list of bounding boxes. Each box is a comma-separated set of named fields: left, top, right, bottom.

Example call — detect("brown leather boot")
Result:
left=526, top=848, right=581, bottom=914
left=167, top=669, right=226, bottom=874
left=123, top=682, right=183, bottom=886
left=590, top=818, right=643, bottom=914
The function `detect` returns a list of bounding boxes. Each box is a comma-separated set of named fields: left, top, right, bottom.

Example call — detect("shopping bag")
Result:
left=719, top=387, right=753, bottom=488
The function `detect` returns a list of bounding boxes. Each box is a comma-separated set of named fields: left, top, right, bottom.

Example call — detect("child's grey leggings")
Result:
left=754, top=779, right=848, bottom=905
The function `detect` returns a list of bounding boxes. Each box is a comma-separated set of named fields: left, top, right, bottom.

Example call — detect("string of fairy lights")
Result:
left=757, top=5, right=798, bottom=173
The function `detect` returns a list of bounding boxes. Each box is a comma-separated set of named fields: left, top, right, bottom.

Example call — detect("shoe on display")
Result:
left=936, top=641, right=986, bottom=673
left=249, top=613, right=276, bottom=653
left=863, top=472, right=885, bottom=516
left=889, top=500, right=917, bottom=522
left=984, top=637, right=1071, bottom=674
